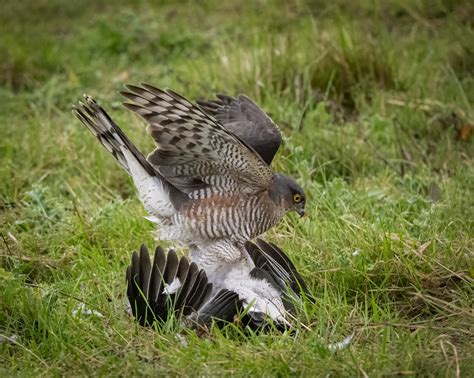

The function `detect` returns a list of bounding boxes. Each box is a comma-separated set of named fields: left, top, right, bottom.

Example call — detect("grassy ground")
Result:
left=1, top=0, right=473, bottom=376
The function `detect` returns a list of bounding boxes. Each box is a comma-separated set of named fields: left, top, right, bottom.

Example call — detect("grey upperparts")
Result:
left=197, top=94, right=282, bottom=166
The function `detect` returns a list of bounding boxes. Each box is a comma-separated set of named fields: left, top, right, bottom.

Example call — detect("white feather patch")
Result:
left=122, top=149, right=175, bottom=217
left=223, top=267, right=287, bottom=323
left=163, top=278, right=182, bottom=295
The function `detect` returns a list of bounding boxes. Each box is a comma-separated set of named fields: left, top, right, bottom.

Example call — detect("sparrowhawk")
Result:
left=73, top=84, right=306, bottom=272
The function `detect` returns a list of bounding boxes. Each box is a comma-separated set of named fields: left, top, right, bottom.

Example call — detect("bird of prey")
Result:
left=72, top=85, right=306, bottom=270
left=126, top=239, right=311, bottom=329
left=73, top=84, right=306, bottom=321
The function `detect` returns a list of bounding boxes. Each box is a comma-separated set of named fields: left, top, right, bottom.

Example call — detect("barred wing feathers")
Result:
left=121, top=84, right=273, bottom=196
left=197, top=94, right=282, bottom=166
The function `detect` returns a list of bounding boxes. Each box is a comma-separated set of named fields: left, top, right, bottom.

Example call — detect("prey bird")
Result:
left=126, top=239, right=311, bottom=329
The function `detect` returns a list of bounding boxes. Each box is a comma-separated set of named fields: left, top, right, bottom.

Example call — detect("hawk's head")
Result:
left=271, top=174, right=306, bottom=217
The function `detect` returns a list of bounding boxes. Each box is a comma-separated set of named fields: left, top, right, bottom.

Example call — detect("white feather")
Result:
left=163, top=278, right=182, bottom=295
left=328, top=333, right=354, bottom=352
left=122, top=149, right=175, bottom=217
left=189, top=241, right=245, bottom=291
left=224, top=266, right=288, bottom=324
left=188, top=241, right=289, bottom=323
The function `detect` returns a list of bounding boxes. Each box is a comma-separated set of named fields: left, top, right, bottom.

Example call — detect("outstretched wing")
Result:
left=127, top=244, right=242, bottom=328
left=197, top=94, right=282, bottom=165
left=126, top=244, right=214, bottom=327
left=120, top=84, right=273, bottom=197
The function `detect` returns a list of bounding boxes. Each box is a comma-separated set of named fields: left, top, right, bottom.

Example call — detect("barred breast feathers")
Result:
left=173, top=192, right=281, bottom=242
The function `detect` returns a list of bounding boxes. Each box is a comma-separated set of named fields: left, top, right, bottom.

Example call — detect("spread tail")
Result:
left=72, top=95, right=188, bottom=216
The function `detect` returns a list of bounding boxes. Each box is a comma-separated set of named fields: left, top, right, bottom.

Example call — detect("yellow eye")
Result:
left=293, top=194, right=302, bottom=203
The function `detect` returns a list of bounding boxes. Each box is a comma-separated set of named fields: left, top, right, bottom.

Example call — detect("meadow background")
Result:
left=0, top=0, right=473, bottom=375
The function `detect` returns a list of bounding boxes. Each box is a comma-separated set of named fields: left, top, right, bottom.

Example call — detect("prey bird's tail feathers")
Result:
left=72, top=95, right=188, bottom=216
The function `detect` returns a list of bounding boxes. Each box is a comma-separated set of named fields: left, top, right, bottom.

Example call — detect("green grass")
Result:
left=1, top=0, right=473, bottom=375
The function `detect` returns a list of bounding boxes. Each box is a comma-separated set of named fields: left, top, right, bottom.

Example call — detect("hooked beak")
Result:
left=297, top=208, right=305, bottom=217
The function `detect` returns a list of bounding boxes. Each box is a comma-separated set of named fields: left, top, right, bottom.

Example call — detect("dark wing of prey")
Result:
left=245, top=239, right=312, bottom=299
left=126, top=244, right=213, bottom=326
left=126, top=244, right=241, bottom=328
